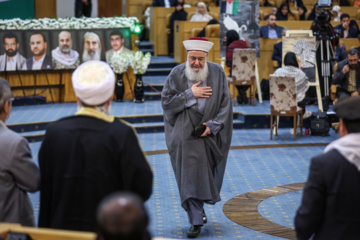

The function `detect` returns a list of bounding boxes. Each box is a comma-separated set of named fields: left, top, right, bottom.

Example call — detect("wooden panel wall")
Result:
left=1, top=67, right=137, bottom=103
left=35, top=0, right=56, bottom=18
left=151, top=7, right=219, bottom=56
left=98, top=0, right=122, bottom=17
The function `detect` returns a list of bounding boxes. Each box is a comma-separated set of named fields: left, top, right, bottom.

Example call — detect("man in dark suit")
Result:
left=333, top=48, right=360, bottom=98
left=75, top=0, right=92, bottom=17
left=295, top=96, right=360, bottom=240
left=153, top=0, right=177, bottom=7
left=272, top=41, right=282, bottom=68
left=24, top=32, right=53, bottom=70
left=334, top=13, right=359, bottom=38
left=260, top=14, right=284, bottom=38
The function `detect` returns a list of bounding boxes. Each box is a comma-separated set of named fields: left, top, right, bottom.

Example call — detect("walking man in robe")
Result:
left=161, top=37, right=233, bottom=238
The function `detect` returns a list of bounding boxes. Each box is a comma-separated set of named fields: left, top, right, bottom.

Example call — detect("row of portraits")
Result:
left=0, top=28, right=132, bottom=72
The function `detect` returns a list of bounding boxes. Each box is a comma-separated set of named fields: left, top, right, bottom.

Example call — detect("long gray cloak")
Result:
left=161, top=62, right=233, bottom=210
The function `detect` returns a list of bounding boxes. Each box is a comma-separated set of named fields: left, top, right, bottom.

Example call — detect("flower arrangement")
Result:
left=109, top=52, right=132, bottom=74
left=0, top=16, right=139, bottom=30
left=130, top=51, right=151, bottom=75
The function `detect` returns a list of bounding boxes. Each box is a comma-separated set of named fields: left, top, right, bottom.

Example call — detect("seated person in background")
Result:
left=307, top=4, right=320, bottom=21
left=190, top=2, right=213, bottom=22
left=333, top=48, right=360, bottom=98
left=295, top=96, right=360, bottom=240
left=153, top=0, right=177, bottom=7
left=350, top=20, right=360, bottom=34
left=272, top=6, right=278, bottom=15
left=168, top=0, right=187, bottom=55
left=272, top=29, right=288, bottom=68
left=335, top=14, right=358, bottom=38
left=332, top=5, right=341, bottom=22
left=297, top=4, right=307, bottom=20
left=97, top=192, right=151, bottom=240
left=335, top=41, right=346, bottom=62
left=260, top=14, right=284, bottom=38
left=272, top=41, right=282, bottom=68
left=276, top=3, right=295, bottom=21
left=354, top=0, right=360, bottom=7
left=225, top=30, right=249, bottom=104
left=273, top=52, right=311, bottom=120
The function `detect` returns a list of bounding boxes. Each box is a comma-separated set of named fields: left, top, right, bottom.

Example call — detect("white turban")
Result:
left=183, top=37, right=214, bottom=52
left=72, top=60, right=115, bottom=106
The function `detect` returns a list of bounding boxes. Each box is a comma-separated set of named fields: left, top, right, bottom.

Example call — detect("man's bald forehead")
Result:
left=59, top=31, right=71, bottom=38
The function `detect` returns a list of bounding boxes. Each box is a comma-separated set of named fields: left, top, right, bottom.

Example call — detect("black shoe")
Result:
left=241, top=90, right=248, bottom=104
left=237, top=93, right=243, bottom=104
left=203, top=210, right=207, bottom=224
left=187, top=225, right=201, bottom=238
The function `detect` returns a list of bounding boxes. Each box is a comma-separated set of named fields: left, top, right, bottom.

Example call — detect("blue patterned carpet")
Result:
left=25, top=123, right=337, bottom=239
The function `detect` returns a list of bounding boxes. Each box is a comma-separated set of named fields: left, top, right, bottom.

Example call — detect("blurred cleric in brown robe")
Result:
left=38, top=60, right=153, bottom=232
left=161, top=37, right=233, bottom=238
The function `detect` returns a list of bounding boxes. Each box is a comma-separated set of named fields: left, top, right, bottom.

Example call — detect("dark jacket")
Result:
left=26, top=55, right=53, bottom=70
left=153, top=0, right=177, bottom=6
left=335, top=24, right=359, bottom=38
left=272, top=41, right=282, bottom=67
left=226, top=40, right=248, bottom=68
left=295, top=149, right=360, bottom=240
left=333, top=58, right=360, bottom=94
left=38, top=113, right=153, bottom=232
left=260, top=25, right=284, bottom=38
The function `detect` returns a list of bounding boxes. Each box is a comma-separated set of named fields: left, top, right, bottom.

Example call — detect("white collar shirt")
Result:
left=32, top=55, right=45, bottom=70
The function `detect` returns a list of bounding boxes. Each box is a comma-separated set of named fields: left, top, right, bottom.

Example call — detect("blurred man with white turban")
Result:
left=82, top=32, right=102, bottom=62
left=161, top=37, right=233, bottom=238
left=38, top=61, right=153, bottom=232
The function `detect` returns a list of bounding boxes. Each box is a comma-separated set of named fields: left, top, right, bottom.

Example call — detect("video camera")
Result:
left=312, top=0, right=339, bottom=44
left=317, top=0, right=332, bottom=24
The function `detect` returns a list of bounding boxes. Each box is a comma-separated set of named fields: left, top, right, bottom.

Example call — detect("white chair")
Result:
left=269, top=75, right=303, bottom=140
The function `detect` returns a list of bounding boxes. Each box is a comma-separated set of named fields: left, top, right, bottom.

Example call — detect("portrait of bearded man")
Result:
left=82, top=32, right=103, bottom=62
left=23, top=32, right=53, bottom=70
left=0, top=32, right=26, bottom=71
left=52, top=31, right=80, bottom=69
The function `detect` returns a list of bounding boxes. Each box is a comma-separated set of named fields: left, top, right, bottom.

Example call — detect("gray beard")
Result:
left=185, top=61, right=209, bottom=82
left=82, top=50, right=101, bottom=62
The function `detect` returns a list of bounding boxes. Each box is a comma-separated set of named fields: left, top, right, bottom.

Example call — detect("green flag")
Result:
left=0, top=0, right=35, bottom=20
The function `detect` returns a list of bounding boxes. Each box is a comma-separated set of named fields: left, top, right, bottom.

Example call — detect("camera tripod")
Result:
left=315, top=35, right=335, bottom=98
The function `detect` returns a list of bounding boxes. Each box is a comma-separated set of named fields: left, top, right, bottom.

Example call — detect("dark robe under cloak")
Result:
left=38, top=108, right=153, bottom=232
left=161, top=62, right=233, bottom=210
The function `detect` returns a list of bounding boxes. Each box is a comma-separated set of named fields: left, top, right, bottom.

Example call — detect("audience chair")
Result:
left=187, top=12, right=196, bottom=21
left=357, top=9, right=360, bottom=20
left=230, top=48, right=257, bottom=106
left=208, top=12, right=219, bottom=21
left=269, top=75, right=303, bottom=140
left=205, top=24, right=220, bottom=37
left=191, top=28, right=203, bottom=37
left=291, top=10, right=300, bottom=20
